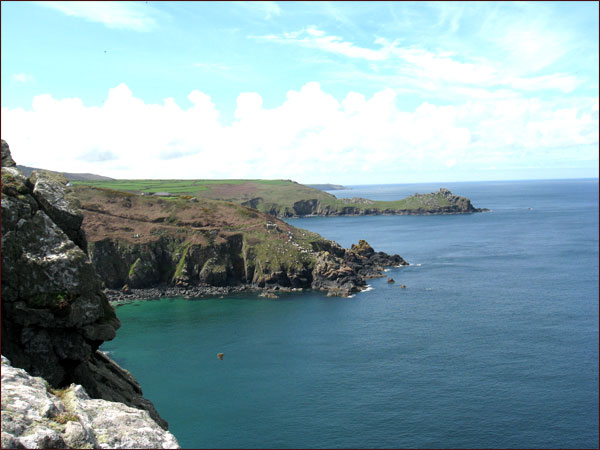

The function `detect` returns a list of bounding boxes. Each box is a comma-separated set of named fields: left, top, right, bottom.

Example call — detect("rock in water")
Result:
left=1, top=140, right=172, bottom=433
left=1, top=356, right=180, bottom=449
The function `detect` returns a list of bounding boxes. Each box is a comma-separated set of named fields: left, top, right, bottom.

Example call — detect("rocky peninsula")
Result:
left=1, top=140, right=179, bottom=448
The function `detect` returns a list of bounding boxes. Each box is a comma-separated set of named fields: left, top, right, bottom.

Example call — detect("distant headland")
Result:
left=307, top=183, right=349, bottom=191
left=69, top=178, right=489, bottom=218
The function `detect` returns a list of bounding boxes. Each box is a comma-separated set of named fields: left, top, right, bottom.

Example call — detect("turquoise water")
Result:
left=102, top=179, right=599, bottom=448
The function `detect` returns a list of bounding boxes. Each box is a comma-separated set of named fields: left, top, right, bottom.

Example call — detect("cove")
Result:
left=102, top=180, right=599, bottom=448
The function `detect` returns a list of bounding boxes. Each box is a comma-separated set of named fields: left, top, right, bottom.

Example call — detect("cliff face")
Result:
left=71, top=185, right=408, bottom=298
left=1, top=140, right=174, bottom=437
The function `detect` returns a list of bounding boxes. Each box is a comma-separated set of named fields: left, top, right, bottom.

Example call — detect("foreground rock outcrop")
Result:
left=1, top=140, right=173, bottom=437
left=1, top=356, right=179, bottom=449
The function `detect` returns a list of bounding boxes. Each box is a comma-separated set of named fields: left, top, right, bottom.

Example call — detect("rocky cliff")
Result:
left=1, top=356, right=179, bottom=449
left=1, top=140, right=177, bottom=445
left=69, top=184, right=408, bottom=299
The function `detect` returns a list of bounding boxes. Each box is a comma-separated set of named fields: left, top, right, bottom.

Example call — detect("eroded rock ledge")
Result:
left=1, top=356, right=179, bottom=449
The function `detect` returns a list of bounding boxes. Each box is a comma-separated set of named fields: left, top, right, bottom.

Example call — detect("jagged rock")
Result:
left=343, top=240, right=408, bottom=280
left=1, top=356, right=180, bottom=449
left=351, top=239, right=375, bottom=257
left=1, top=139, right=16, bottom=167
left=29, top=170, right=88, bottom=252
left=1, top=187, right=118, bottom=386
left=311, top=251, right=364, bottom=297
left=1, top=141, right=170, bottom=432
left=72, top=351, right=168, bottom=429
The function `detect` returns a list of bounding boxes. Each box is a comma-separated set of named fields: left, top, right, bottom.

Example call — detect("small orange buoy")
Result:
left=217, top=353, right=224, bottom=360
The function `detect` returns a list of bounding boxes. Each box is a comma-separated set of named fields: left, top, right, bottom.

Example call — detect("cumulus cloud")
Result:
left=1, top=82, right=597, bottom=183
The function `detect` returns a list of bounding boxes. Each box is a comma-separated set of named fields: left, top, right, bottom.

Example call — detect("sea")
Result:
left=101, top=179, right=599, bottom=449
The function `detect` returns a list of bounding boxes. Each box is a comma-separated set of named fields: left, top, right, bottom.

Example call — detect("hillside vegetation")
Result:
left=71, top=185, right=407, bottom=297
left=72, top=179, right=487, bottom=217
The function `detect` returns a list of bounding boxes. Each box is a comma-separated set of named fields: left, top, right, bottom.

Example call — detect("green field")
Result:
left=72, top=179, right=338, bottom=214
left=72, top=178, right=468, bottom=216
left=71, top=179, right=292, bottom=194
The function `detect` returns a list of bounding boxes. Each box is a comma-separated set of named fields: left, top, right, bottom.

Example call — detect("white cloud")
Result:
left=253, top=26, right=389, bottom=61
left=34, top=1, right=159, bottom=32
left=478, top=5, right=577, bottom=73
left=252, top=27, right=584, bottom=95
left=235, top=1, right=281, bottom=20
left=433, top=2, right=465, bottom=33
left=1, top=82, right=597, bottom=183
left=12, top=73, right=34, bottom=83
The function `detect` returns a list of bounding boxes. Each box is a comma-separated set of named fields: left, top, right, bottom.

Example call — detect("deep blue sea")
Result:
left=101, top=179, right=599, bottom=449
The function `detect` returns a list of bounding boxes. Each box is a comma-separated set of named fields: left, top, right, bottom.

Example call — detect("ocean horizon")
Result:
left=102, top=178, right=599, bottom=448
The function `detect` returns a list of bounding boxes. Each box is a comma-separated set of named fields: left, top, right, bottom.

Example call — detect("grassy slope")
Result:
left=72, top=185, right=326, bottom=273
left=72, top=179, right=338, bottom=213
left=71, top=179, right=455, bottom=215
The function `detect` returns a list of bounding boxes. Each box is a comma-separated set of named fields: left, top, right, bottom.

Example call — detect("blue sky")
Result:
left=1, top=1, right=598, bottom=184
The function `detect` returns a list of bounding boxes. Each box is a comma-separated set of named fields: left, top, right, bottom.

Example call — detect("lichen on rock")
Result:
left=1, top=356, right=180, bottom=449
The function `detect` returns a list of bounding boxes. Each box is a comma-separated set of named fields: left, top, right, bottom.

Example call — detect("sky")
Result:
left=1, top=1, right=598, bottom=184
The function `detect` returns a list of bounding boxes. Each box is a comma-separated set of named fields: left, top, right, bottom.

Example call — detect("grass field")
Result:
left=72, top=179, right=338, bottom=213
left=71, top=179, right=293, bottom=194
left=72, top=179, right=464, bottom=216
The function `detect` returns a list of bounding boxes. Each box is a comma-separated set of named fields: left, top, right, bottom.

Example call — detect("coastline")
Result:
left=105, top=284, right=307, bottom=306
left=278, top=208, right=491, bottom=219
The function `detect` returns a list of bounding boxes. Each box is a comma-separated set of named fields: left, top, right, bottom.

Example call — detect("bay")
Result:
left=102, top=179, right=599, bottom=448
